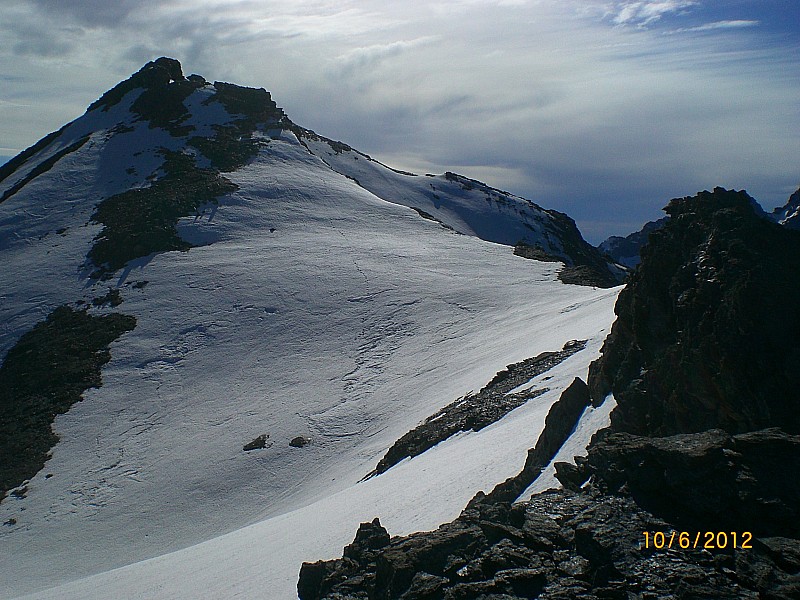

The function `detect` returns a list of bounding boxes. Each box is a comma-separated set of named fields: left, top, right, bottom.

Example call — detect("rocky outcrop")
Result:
left=589, top=187, right=800, bottom=436
left=0, top=306, right=136, bottom=502
left=514, top=220, right=624, bottom=288
left=88, top=57, right=185, bottom=113
left=485, top=377, right=591, bottom=504
left=243, top=434, right=270, bottom=452
left=366, top=341, right=586, bottom=479
left=189, top=81, right=286, bottom=171
left=298, top=488, right=800, bottom=599
left=298, top=518, right=391, bottom=599
left=537, top=209, right=626, bottom=288
left=88, top=149, right=237, bottom=278
left=587, top=428, right=800, bottom=539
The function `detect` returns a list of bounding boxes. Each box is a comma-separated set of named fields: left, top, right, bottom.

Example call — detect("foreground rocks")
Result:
left=587, top=428, right=800, bottom=540
left=298, top=486, right=800, bottom=599
left=299, top=423, right=800, bottom=599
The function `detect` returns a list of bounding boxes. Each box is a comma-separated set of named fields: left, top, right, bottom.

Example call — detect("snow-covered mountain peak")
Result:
left=772, top=186, right=800, bottom=229
left=0, top=59, right=622, bottom=599
left=2, top=57, right=620, bottom=286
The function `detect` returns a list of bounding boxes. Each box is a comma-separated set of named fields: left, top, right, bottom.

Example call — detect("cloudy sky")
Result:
left=2, top=0, right=798, bottom=242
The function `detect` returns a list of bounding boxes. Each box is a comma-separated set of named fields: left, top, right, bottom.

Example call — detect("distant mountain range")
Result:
left=598, top=185, right=800, bottom=268
left=598, top=217, right=668, bottom=268
left=772, top=187, right=800, bottom=229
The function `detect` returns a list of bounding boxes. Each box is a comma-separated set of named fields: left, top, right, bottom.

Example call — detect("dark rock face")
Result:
left=88, top=57, right=185, bottom=113
left=487, top=377, right=591, bottom=503
left=0, top=306, right=136, bottom=502
left=537, top=210, right=626, bottom=288
left=514, top=229, right=624, bottom=288
left=589, top=187, right=800, bottom=437
left=588, top=428, right=800, bottom=538
left=87, top=74, right=287, bottom=278
left=88, top=150, right=238, bottom=278
left=298, top=518, right=391, bottom=599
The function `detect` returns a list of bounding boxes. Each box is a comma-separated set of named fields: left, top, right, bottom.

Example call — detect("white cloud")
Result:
left=335, top=38, right=438, bottom=76
left=673, top=19, right=760, bottom=33
left=608, top=1, right=697, bottom=27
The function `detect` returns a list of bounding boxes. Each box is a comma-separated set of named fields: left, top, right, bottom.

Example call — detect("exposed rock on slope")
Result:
left=0, top=306, right=135, bottom=501
left=88, top=57, right=186, bottom=114
left=485, top=377, right=591, bottom=504
left=367, top=341, right=586, bottom=478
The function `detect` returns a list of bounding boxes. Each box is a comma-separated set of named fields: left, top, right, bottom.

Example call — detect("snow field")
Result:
left=1, top=98, right=620, bottom=599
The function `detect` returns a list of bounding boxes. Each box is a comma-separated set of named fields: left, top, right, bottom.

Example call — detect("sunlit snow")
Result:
left=0, top=88, right=620, bottom=600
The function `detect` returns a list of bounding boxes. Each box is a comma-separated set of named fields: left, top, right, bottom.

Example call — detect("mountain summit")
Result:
left=1, top=57, right=620, bottom=286
left=0, top=59, right=621, bottom=598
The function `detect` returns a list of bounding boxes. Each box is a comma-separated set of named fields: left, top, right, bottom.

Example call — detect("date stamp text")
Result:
left=642, top=531, right=753, bottom=550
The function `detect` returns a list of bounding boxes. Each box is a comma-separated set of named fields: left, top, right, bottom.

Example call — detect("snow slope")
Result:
left=0, top=63, right=620, bottom=599
left=298, top=132, right=561, bottom=250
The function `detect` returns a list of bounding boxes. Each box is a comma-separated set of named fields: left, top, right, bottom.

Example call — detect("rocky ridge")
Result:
left=367, top=340, right=586, bottom=479
left=599, top=185, right=800, bottom=271
left=588, top=187, right=800, bottom=436
left=298, top=187, right=800, bottom=599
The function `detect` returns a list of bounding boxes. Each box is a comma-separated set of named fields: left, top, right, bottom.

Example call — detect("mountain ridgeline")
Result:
left=598, top=185, right=800, bottom=270
left=298, top=188, right=800, bottom=600
left=0, top=57, right=620, bottom=286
